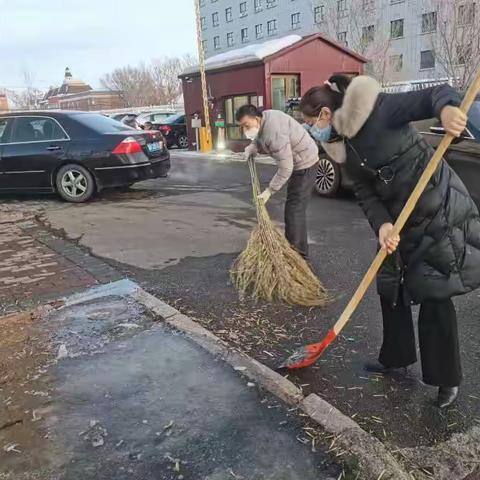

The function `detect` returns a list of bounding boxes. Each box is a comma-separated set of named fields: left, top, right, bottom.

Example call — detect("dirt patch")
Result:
left=0, top=307, right=60, bottom=474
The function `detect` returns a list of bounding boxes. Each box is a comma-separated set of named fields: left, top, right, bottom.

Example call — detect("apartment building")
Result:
left=199, top=0, right=475, bottom=83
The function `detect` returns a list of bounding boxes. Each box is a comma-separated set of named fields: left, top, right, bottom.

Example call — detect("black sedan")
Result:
left=0, top=111, right=170, bottom=202
left=153, top=114, right=188, bottom=149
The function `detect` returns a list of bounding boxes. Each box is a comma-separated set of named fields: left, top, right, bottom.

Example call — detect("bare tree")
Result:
left=101, top=64, right=158, bottom=107
left=101, top=54, right=195, bottom=107
left=7, top=70, right=43, bottom=110
left=428, top=0, right=480, bottom=90
left=151, top=54, right=196, bottom=105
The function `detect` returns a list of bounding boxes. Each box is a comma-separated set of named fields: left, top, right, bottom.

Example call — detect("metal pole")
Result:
left=194, top=0, right=212, bottom=151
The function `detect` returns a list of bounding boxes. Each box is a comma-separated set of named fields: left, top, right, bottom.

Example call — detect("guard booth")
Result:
left=179, top=33, right=366, bottom=152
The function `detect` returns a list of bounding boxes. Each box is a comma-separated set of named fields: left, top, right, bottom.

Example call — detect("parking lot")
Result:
left=2, top=151, right=480, bottom=466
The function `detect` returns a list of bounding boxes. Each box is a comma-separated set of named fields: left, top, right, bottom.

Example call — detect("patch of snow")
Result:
left=183, top=35, right=302, bottom=75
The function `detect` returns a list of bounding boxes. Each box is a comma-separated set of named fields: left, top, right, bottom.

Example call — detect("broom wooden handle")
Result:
left=333, top=71, right=480, bottom=336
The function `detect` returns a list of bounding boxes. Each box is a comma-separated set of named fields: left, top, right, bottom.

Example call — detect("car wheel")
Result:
left=177, top=135, right=189, bottom=149
left=55, top=164, right=95, bottom=203
left=314, top=156, right=341, bottom=197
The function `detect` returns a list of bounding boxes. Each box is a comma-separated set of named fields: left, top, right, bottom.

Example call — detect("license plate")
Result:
left=147, top=141, right=162, bottom=153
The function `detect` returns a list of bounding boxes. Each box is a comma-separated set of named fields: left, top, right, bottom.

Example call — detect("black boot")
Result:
left=437, top=386, right=459, bottom=408
left=364, top=361, right=408, bottom=375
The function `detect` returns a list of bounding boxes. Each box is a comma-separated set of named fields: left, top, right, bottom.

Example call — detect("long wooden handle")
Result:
left=333, top=71, right=480, bottom=336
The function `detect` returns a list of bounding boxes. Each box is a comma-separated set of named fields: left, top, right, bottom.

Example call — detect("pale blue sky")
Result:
left=0, top=0, right=197, bottom=91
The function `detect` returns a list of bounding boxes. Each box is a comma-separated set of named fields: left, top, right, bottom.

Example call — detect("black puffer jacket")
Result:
left=322, top=76, right=480, bottom=305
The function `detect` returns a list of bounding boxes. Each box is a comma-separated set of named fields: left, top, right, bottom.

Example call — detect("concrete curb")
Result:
left=131, top=285, right=411, bottom=479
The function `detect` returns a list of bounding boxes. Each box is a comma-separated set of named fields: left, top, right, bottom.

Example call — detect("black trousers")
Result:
left=379, top=296, right=462, bottom=387
left=284, top=163, right=318, bottom=258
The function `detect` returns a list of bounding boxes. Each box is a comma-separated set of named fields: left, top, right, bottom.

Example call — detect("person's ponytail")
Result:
left=300, top=74, right=352, bottom=117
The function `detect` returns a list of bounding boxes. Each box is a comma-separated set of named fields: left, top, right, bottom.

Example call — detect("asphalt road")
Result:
left=0, top=282, right=339, bottom=480
left=18, top=152, right=480, bottom=451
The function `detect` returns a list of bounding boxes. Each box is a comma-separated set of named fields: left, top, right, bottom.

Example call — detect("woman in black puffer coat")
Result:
left=300, top=75, right=480, bottom=408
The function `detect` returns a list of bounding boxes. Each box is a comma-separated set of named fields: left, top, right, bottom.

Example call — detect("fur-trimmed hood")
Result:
left=333, top=76, right=382, bottom=138
left=321, top=75, right=381, bottom=164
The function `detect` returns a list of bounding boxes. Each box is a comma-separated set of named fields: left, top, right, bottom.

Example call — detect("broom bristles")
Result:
left=230, top=159, right=333, bottom=307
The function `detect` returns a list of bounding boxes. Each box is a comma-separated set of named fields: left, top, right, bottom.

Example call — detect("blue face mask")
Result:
left=309, top=124, right=332, bottom=143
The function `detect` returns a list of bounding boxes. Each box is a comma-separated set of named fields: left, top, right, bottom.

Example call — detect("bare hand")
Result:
left=379, top=223, right=400, bottom=255
left=440, top=105, right=467, bottom=137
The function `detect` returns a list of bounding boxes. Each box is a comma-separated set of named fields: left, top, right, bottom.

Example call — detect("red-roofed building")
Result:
left=180, top=33, right=367, bottom=150
left=39, top=68, right=126, bottom=111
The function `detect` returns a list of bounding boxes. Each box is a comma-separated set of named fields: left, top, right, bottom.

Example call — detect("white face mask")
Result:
left=244, top=128, right=259, bottom=140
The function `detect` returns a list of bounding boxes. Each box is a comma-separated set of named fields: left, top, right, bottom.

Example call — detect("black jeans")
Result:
left=284, top=163, right=318, bottom=258
left=379, top=296, right=462, bottom=387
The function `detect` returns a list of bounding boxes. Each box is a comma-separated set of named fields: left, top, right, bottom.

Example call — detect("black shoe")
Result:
left=363, top=361, right=408, bottom=375
left=437, top=386, right=459, bottom=408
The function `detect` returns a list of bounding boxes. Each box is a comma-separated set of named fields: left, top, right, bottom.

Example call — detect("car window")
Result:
left=74, top=113, right=136, bottom=133
left=164, top=114, right=184, bottom=124
left=11, top=117, right=68, bottom=143
left=153, top=113, right=171, bottom=122
left=174, top=115, right=185, bottom=124
left=0, top=118, right=10, bottom=143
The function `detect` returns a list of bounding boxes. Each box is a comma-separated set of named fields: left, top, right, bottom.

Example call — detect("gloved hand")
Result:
left=257, top=188, right=272, bottom=204
left=244, top=142, right=258, bottom=161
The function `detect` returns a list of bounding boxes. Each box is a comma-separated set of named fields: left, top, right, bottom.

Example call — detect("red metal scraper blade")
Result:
left=280, top=328, right=337, bottom=370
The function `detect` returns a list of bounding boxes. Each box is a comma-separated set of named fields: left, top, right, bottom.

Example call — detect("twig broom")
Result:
left=230, top=157, right=331, bottom=307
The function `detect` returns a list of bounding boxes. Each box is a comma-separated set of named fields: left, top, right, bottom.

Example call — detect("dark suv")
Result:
left=153, top=114, right=188, bottom=149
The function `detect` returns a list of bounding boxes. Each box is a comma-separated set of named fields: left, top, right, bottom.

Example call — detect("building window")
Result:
left=225, top=7, right=233, bottom=22
left=314, top=5, right=325, bottom=23
left=202, top=40, right=207, bottom=52
left=199, top=0, right=205, bottom=6
left=227, top=32, right=234, bottom=47
left=212, top=12, right=219, bottom=27
left=420, top=50, right=435, bottom=69
left=291, top=12, right=301, bottom=29
left=214, top=36, right=220, bottom=50
left=272, top=75, right=300, bottom=111
left=225, top=94, right=259, bottom=140
left=458, top=2, right=476, bottom=25
left=362, top=0, right=375, bottom=8
left=255, top=24, right=263, bottom=39
left=267, top=0, right=277, bottom=9
left=240, top=2, right=247, bottom=16
left=390, top=0, right=405, bottom=4
left=422, top=11, right=437, bottom=33
left=200, top=16, right=206, bottom=30
left=337, top=0, right=347, bottom=17
left=361, top=25, right=375, bottom=44
left=241, top=27, right=249, bottom=43
left=211, top=0, right=218, bottom=2
left=337, top=31, right=347, bottom=45
left=389, top=54, right=403, bottom=72
left=255, top=0, right=263, bottom=12
left=267, top=19, right=278, bottom=35
left=391, top=19, right=404, bottom=39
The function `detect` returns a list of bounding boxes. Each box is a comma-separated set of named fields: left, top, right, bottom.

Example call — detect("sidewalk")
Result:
left=0, top=281, right=341, bottom=480
left=0, top=211, right=95, bottom=313
left=0, top=208, right=119, bottom=315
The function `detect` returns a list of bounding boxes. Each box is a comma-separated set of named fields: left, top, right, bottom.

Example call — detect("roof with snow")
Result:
left=182, top=35, right=302, bottom=75
left=181, top=34, right=366, bottom=77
